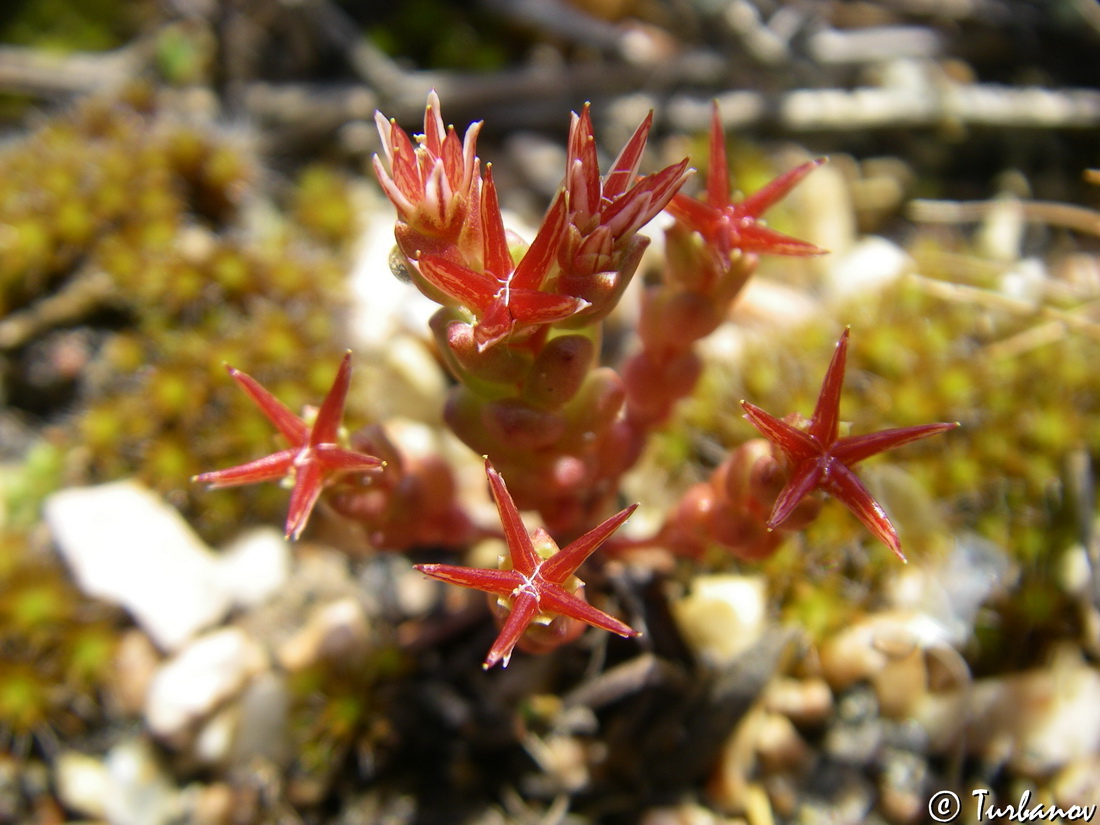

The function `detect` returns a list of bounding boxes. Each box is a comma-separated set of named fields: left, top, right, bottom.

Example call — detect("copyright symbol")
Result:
left=928, top=790, right=961, bottom=822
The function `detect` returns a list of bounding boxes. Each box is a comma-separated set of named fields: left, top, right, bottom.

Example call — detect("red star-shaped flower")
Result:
left=665, top=102, right=825, bottom=260
left=740, top=328, right=958, bottom=561
left=417, top=167, right=588, bottom=351
left=415, top=458, right=639, bottom=668
left=194, top=352, right=384, bottom=540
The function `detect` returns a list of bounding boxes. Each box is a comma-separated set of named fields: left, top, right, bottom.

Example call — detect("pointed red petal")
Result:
left=413, top=563, right=521, bottom=598
left=228, top=366, right=308, bottom=445
left=481, top=167, right=513, bottom=278
left=767, top=459, right=825, bottom=529
left=568, top=104, right=601, bottom=216
left=441, top=126, right=463, bottom=187
left=823, top=461, right=905, bottom=561
left=473, top=299, right=514, bottom=351
left=485, top=459, right=539, bottom=576
left=736, top=158, right=825, bottom=219
left=285, top=459, right=325, bottom=540
left=809, top=328, right=849, bottom=445
left=314, top=444, right=385, bottom=472
left=390, top=128, right=422, bottom=201
left=741, top=401, right=819, bottom=462
left=507, top=289, right=589, bottom=326
left=485, top=591, right=541, bottom=669
left=311, top=352, right=352, bottom=445
left=510, top=190, right=567, bottom=291
left=541, top=503, right=637, bottom=583
left=418, top=255, right=497, bottom=312
left=665, top=192, right=722, bottom=235
left=601, top=158, right=691, bottom=239
left=193, top=449, right=298, bottom=488
left=603, top=110, right=653, bottom=200
left=732, top=223, right=825, bottom=257
left=539, top=584, right=638, bottom=637
left=833, top=422, right=960, bottom=465
left=707, top=102, right=730, bottom=207
left=423, top=89, right=444, bottom=156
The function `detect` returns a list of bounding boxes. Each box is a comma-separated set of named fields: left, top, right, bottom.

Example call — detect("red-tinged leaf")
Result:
left=418, top=255, right=497, bottom=312
left=707, top=102, right=730, bottom=207
left=809, top=327, right=849, bottom=444
left=193, top=449, right=298, bottom=488
left=538, top=586, right=637, bottom=637
left=833, top=422, right=960, bottom=465
left=485, top=458, right=539, bottom=576
left=481, top=167, right=513, bottom=278
left=228, top=366, right=309, bottom=445
left=823, top=461, right=905, bottom=562
left=603, top=111, right=653, bottom=200
left=311, top=352, right=353, bottom=445
left=485, top=591, right=541, bottom=669
left=511, top=190, right=567, bottom=291
left=737, top=158, right=825, bottom=219
left=414, top=563, right=519, bottom=598
left=285, top=459, right=325, bottom=540
left=541, top=503, right=637, bottom=583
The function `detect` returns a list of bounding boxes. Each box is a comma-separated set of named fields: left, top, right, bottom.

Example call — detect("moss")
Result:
left=0, top=88, right=361, bottom=542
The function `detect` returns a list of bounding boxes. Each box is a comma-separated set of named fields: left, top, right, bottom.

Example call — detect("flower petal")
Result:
left=823, top=461, right=905, bottom=562
left=228, top=365, right=309, bottom=445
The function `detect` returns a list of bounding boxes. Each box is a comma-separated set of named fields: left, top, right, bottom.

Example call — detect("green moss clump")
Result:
left=0, top=87, right=363, bottom=541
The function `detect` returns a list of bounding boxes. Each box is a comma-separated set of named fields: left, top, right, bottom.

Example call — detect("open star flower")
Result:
left=193, top=352, right=384, bottom=540
left=415, top=458, right=639, bottom=669
left=665, top=102, right=824, bottom=260
left=740, top=329, right=958, bottom=561
left=417, top=168, right=588, bottom=351
left=373, top=89, right=482, bottom=247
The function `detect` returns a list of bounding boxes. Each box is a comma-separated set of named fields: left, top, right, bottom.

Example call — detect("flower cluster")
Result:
left=195, top=92, right=958, bottom=667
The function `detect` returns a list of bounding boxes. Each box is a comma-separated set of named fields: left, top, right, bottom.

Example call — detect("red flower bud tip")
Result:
left=193, top=352, right=384, bottom=540
left=418, top=168, right=589, bottom=351
left=740, top=328, right=959, bottom=561
left=415, top=458, right=639, bottom=669
left=564, top=103, right=693, bottom=251
left=373, top=89, right=482, bottom=238
left=666, top=102, right=825, bottom=260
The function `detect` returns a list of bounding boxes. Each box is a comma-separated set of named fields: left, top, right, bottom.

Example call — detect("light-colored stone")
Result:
left=277, top=597, right=370, bottom=672
left=824, top=235, right=911, bottom=299
left=145, top=627, right=267, bottom=740
left=109, top=629, right=162, bottom=717
left=230, top=671, right=291, bottom=768
left=671, top=575, right=767, bottom=667
left=45, top=480, right=230, bottom=651
left=103, top=738, right=179, bottom=825
left=55, top=750, right=110, bottom=819
left=216, top=527, right=291, bottom=609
